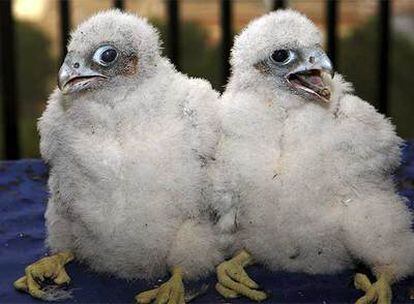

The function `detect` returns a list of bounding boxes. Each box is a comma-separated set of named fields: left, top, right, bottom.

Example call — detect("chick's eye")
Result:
left=101, top=49, right=117, bottom=63
left=93, top=45, right=118, bottom=66
left=270, top=49, right=292, bottom=64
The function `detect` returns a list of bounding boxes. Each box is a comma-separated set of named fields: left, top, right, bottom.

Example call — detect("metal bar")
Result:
left=113, top=0, right=124, bottom=10
left=167, top=0, right=180, bottom=70
left=326, top=0, right=338, bottom=68
left=0, top=0, right=20, bottom=159
left=273, top=0, right=286, bottom=10
left=59, top=0, right=71, bottom=63
left=378, top=0, right=390, bottom=115
left=220, top=0, right=232, bottom=90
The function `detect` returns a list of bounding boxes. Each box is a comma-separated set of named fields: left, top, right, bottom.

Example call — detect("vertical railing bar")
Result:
left=167, top=0, right=180, bottom=70
left=114, top=0, right=124, bottom=10
left=0, top=0, right=20, bottom=159
left=220, top=0, right=232, bottom=90
left=273, top=0, right=286, bottom=10
left=59, top=0, right=71, bottom=63
left=378, top=0, right=390, bottom=116
left=326, top=0, right=338, bottom=69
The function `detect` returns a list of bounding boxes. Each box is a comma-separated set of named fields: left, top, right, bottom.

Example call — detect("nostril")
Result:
left=73, top=62, right=80, bottom=69
left=309, top=56, right=315, bottom=64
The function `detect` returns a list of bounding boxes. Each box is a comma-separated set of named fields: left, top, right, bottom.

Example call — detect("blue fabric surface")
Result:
left=1, top=142, right=414, bottom=303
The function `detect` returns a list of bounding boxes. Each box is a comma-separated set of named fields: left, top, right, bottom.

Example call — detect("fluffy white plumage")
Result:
left=214, top=9, right=414, bottom=282
left=38, top=10, right=223, bottom=281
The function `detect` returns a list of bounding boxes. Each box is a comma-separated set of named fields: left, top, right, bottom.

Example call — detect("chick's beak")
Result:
left=58, top=53, right=107, bottom=95
left=287, top=47, right=334, bottom=103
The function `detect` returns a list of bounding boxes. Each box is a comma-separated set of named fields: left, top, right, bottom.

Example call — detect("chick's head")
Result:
left=231, top=9, right=334, bottom=103
left=58, top=9, right=161, bottom=96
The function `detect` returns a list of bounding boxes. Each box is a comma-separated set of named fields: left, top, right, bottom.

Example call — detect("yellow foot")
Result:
left=354, top=273, right=392, bottom=304
left=13, top=252, right=74, bottom=300
left=135, top=266, right=185, bottom=304
left=216, top=250, right=267, bottom=302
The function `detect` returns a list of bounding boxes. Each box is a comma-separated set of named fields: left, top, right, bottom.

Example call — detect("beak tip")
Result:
left=58, top=66, right=68, bottom=92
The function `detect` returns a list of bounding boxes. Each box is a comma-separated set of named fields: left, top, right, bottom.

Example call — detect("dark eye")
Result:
left=101, top=49, right=117, bottom=63
left=93, top=45, right=118, bottom=66
left=270, top=49, right=293, bottom=64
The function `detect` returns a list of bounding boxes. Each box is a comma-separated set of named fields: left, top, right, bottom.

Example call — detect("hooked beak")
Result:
left=286, top=47, right=334, bottom=103
left=58, top=53, right=107, bottom=95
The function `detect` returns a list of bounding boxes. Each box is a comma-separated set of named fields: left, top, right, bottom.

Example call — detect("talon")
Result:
left=54, top=269, right=71, bottom=285
left=13, top=252, right=74, bottom=300
left=135, top=288, right=159, bottom=304
left=215, top=282, right=239, bottom=298
left=13, top=276, right=28, bottom=292
left=216, top=250, right=267, bottom=302
left=354, top=272, right=392, bottom=304
left=155, top=284, right=170, bottom=304
left=355, top=273, right=372, bottom=292
left=136, top=266, right=185, bottom=304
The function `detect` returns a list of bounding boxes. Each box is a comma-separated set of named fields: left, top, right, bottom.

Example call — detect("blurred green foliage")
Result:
left=16, top=21, right=56, bottom=158
left=0, top=21, right=56, bottom=158
left=0, top=17, right=413, bottom=159
left=338, top=18, right=414, bottom=138
left=16, top=22, right=56, bottom=114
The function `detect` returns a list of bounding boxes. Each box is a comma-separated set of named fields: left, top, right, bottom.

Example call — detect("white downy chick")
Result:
left=14, top=10, right=223, bottom=303
left=213, top=9, right=413, bottom=304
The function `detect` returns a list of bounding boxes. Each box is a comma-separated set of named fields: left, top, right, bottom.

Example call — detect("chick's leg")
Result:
left=216, top=249, right=267, bottom=301
left=135, top=266, right=185, bottom=304
left=13, top=252, right=74, bottom=300
left=354, top=269, right=393, bottom=304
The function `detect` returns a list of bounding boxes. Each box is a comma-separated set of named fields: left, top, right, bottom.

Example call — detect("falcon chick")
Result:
left=213, top=10, right=413, bottom=304
left=14, top=10, right=223, bottom=303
